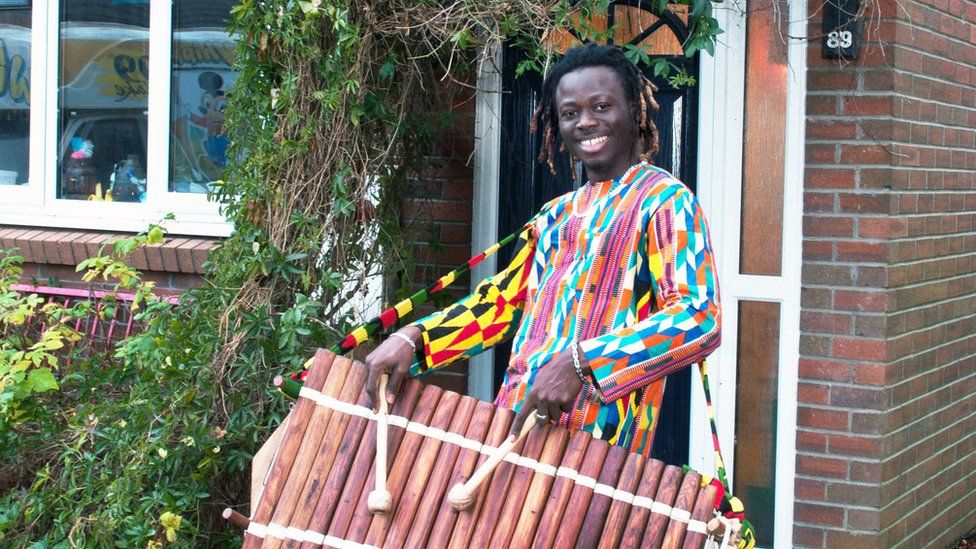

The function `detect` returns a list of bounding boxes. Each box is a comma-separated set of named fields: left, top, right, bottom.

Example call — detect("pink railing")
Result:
left=7, top=284, right=180, bottom=345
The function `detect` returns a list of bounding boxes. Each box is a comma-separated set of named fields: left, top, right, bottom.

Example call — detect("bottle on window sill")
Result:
left=63, top=157, right=98, bottom=199
left=112, top=154, right=146, bottom=203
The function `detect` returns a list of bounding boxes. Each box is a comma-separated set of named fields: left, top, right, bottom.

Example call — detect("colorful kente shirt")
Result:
left=409, top=163, right=721, bottom=456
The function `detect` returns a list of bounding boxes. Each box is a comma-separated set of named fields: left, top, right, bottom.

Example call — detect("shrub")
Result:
left=0, top=228, right=248, bottom=547
left=0, top=249, right=82, bottom=432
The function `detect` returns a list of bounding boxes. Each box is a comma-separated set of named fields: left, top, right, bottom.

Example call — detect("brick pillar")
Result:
left=798, top=0, right=976, bottom=546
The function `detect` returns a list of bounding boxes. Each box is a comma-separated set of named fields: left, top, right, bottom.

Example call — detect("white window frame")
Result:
left=0, top=0, right=232, bottom=237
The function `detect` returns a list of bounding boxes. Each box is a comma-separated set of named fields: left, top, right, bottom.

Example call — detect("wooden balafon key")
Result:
left=228, top=350, right=741, bottom=548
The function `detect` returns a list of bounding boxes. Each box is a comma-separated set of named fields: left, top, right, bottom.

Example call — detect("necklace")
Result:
left=571, top=161, right=645, bottom=218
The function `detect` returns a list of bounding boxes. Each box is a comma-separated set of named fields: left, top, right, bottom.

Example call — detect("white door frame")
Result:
left=471, top=3, right=806, bottom=544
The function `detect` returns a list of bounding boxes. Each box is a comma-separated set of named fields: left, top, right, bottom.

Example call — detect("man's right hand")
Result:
left=363, top=326, right=422, bottom=410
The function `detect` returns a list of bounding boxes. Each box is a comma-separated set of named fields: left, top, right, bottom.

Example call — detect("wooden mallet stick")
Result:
left=222, top=507, right=250, bottom=530
left=447, top=412, right=537, bottom=511
left=367, top=373, right=392, bottom=514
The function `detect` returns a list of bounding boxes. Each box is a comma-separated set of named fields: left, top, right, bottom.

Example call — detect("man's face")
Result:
left=555, top=66, right=639, bottom=183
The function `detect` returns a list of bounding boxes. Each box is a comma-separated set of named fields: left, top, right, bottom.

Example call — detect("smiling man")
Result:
left=364, top=43, right=721, bottom=457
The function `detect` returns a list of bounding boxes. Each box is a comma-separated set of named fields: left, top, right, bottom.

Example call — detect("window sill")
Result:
left=0, top=198, right=233, bottom=238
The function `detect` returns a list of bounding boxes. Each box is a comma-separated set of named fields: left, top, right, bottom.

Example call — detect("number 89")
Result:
left=827, top=30, right=853, bottom=49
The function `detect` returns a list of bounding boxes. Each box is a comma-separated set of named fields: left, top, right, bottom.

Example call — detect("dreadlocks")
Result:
left=531, top=42, right=660, bottom=175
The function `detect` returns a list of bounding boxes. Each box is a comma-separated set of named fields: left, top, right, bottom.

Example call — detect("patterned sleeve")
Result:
left=579, top=189, right=722, bottom=403
left=408, top=225, right=536, bottom=376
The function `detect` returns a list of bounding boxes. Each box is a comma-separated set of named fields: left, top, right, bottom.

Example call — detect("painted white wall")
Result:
left=468, top=45, right=503, bottom=402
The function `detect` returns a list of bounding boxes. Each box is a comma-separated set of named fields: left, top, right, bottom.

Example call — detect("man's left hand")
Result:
left=509, top=345, right=588, bottom=437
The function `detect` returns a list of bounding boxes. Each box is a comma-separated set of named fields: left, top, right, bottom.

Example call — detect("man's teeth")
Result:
left=581, top=136, right=608, bottom=147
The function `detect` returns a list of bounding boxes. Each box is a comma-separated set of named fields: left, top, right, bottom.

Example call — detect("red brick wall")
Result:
left=799, top=0, right=976, bottom=546
left=400, top=90, right=476, bottom=395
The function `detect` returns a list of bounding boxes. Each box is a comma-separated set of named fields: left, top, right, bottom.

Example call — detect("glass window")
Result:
left=169, top=0, right=238, bottom=194
left=739, top=0, right=787, bottom=276
left=58, top=0, right=149, bottom=202
left=0, top=5, right=32, bottom=186
left=734, top=300, right=780, bottom=548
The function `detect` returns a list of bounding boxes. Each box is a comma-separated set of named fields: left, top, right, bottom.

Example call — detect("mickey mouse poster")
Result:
left=171, top=69, right=235, bottom=192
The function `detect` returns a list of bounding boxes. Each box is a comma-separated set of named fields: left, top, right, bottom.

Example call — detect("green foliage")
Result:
left=0, top=230, right=230, bottom=546
left=0, top=249, right=82, bottom=429
left=512, top=0, right=723, bottom=80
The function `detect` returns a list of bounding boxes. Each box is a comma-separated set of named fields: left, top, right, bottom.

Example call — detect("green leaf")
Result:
left=114, top=238, right=137, bottom=256
left=379, top=61, right=395, bottom=81
left=41, top=337, right=65, bottom=351
left=652, top=59, right=669, bottom=77
left=147, top=225, right=165, bottom=245
left=27, top=368, right=58, bottom=392
left=623, top=45, right=641, bottom=65
left=349, top=106, right=364, bottom=127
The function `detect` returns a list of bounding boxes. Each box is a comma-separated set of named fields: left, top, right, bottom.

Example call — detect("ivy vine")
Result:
left=211, top=0, right=726, bottom=372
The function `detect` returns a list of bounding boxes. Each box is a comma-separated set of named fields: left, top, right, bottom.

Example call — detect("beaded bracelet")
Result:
left=571, top=340, right=588, bottom=384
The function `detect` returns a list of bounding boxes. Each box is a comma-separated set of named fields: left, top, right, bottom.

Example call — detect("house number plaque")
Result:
left=822, top=0, right=861, bottom=60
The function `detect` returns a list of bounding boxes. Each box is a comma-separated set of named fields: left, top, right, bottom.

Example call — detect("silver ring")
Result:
left=534, top=412, right=548, bottom=421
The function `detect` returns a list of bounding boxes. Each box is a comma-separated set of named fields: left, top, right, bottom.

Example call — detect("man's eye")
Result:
left=595, top=103, right=610, bottom=111
left=561, top=110, right=577, bottom=119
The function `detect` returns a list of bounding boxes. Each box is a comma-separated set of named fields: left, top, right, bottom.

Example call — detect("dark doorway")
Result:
left=491, top=8, right=699, bottom=465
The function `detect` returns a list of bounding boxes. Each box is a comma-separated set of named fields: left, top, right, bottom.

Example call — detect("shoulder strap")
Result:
left=696, top=360, right=730, bottom=493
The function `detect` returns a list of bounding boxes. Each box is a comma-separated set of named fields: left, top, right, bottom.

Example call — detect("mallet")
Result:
left=447, top=412, right=538, bottom=511
left=367, top=373, right=392, bottom=514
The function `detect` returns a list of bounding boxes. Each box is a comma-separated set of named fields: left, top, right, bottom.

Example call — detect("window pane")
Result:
left=734, top=300, right=780, bottom=547
left=739, top=0, right=787, bottom=275
left=0, top=7, right=31, bottom=186
left=612, top=4, right=687, bottom=56
left=58, top=0, right=149, bottom=202
left=169, top=0, right=238, bottom=194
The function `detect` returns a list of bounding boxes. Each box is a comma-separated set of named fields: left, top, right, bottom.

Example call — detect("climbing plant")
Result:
left=210, top=0, right=726, bottom=380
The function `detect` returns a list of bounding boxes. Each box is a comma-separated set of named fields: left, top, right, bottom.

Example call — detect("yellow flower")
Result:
left=160, top=511, right=182, bottom=542
left=157, top=448, right=168, bottom=459
left=146, top=541, right=163, bottom=549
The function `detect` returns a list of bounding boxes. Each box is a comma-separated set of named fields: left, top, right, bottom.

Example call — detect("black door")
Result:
left=492, top=9, right=699, bottom=465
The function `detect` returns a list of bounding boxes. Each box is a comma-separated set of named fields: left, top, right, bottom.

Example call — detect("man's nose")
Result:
left=576, top=110, right=597, bottom=129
